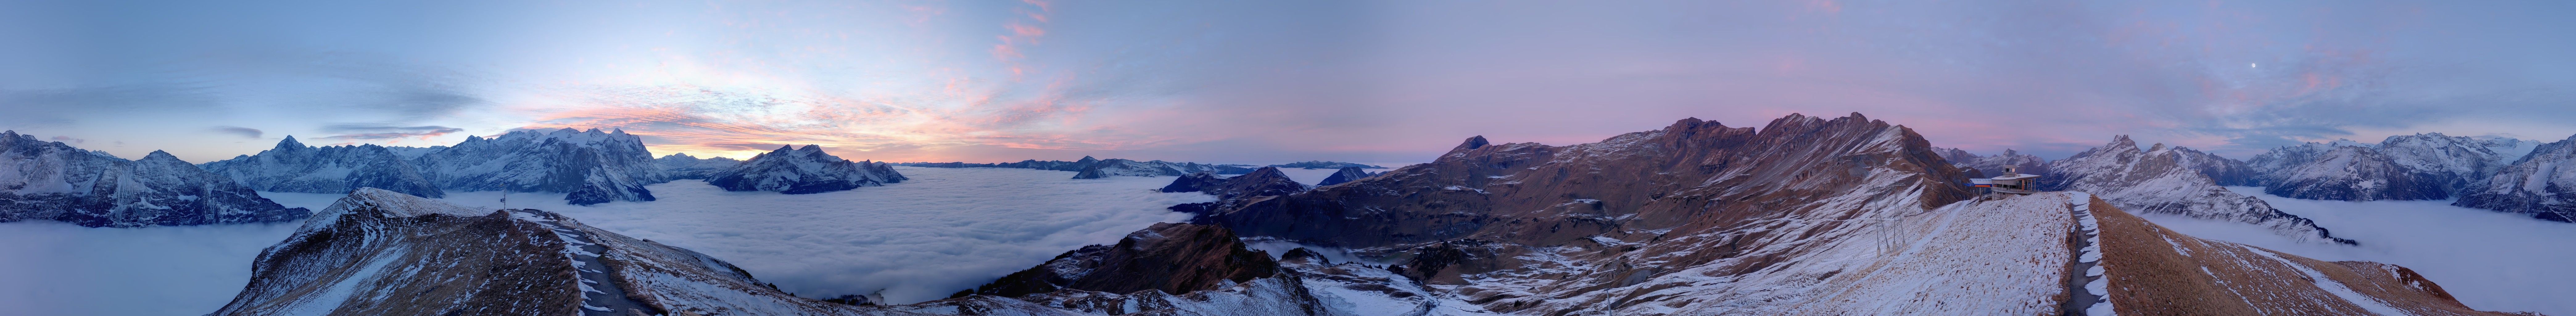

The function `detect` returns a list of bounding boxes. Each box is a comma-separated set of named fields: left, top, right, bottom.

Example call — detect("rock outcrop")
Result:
left=2454, top=134, right=2576, bottom=222
left=2043, top=136, right=2353, bottom=244
left=0, top=131, right=308, bottom=227
left=411, top=128, right=669, bottom=205
left=1316, top=166, right=1377, bottom=186
left=199, top=136, right=445, bottom=198
left=653, top=153, right=740, bottom=180
left=704, top=145, right=906, bottom=194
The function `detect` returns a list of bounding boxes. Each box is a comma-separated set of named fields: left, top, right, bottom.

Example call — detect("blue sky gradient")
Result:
left=3, top=0, right=2571, bottom=163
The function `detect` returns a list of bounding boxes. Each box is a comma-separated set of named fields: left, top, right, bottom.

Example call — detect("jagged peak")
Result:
left=143, top=150, right=181, bottom=160
left=2004, top=149, right=2020, bottom=156
left=2149, top=143, right=2167, bottom=152
left=276, top=135, right=306, bottom=149
left=772, top=145, right=796, bottom=152
left=662, top=153, right=696, bottom=159
left=797, top=144, right=825, bottom=152
left=610, top=128, right=626, bottom=134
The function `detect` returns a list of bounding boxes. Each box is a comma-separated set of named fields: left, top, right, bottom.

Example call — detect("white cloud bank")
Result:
left=2139, top=187, right=2576, bottom=316
left=430, top=166, right=1211, bottom=304
left=0, top=221, right=301, bottom=316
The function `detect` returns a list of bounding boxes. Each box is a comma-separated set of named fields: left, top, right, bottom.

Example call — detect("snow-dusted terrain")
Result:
left=2137, top=186, right=2576, bottom=315
left=425, top=166, right=1209, bottom=304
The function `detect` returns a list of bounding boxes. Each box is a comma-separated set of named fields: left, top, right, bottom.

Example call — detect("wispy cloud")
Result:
left=210, top=126, right=262, bottom=139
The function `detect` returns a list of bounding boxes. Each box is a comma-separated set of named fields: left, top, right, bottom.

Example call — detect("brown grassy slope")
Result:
left=2089, top=196, right=2541, bottom=316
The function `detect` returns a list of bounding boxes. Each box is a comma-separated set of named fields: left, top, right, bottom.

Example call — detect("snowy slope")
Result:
left=198, top=136, right=445, bottom=198
left=2454, top=133, right=2576, bottom=222
left=409, top=128, right=669, bottom=205
left=0, top=131, right=309, bottom=227
left=2045, top=135, right=2354, bottom=244
left=705, top=145, right=906, bottom=194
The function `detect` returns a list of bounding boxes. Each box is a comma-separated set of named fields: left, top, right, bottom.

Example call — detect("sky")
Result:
left=2, top=0, right=2572, bottom=164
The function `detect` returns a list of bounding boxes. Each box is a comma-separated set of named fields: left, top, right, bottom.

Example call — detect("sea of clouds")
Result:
left=426, top=167, right=1218, bottom=304
left=2138, top=187, right=2576, bottom=316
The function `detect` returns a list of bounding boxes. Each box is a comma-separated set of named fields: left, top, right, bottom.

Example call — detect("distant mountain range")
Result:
left=1943, top=132, right=2572, bottom=222
left=2, top=131, right=308, bottom=227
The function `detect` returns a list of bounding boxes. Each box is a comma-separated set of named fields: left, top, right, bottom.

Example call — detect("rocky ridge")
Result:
left=705, top=145, right=907, bottom=194
left=199, top=136, right=446, bottom=198
left=1317, top=167, right=1378, bottom=186
left=0, top=131, right=308, bottom=227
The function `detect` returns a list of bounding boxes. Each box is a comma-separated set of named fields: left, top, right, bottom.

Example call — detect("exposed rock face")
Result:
left=955, top=223, right=1282, bottom=299
left=2043, top=136, right=2353, bottom=244
left=2455, top=134, right=2576, bottom=222
left=411, top=128, right=669, bottom=205
left=1269, top=161, right=1387, bottom=169
left=199, top=136, right=445, bottom=198
left=2087, top=196, right=2534, bottom=316
left=1159, top=167, right=1308, bottom=201
left=2249, top=133, right=2539, bottom=202
left=0, top=131, right=308, bottom=227
left=2264, top=146, right=2446, bottom=201
left=212, top=188, right=881, bottom=316
left=1316, top=166, right=1377, bottom=186
left=704, top=145, right=906, bottom=194
left=654, top=153, right=740, bottom=180
left=904, top=156, right=1256, bottom=177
